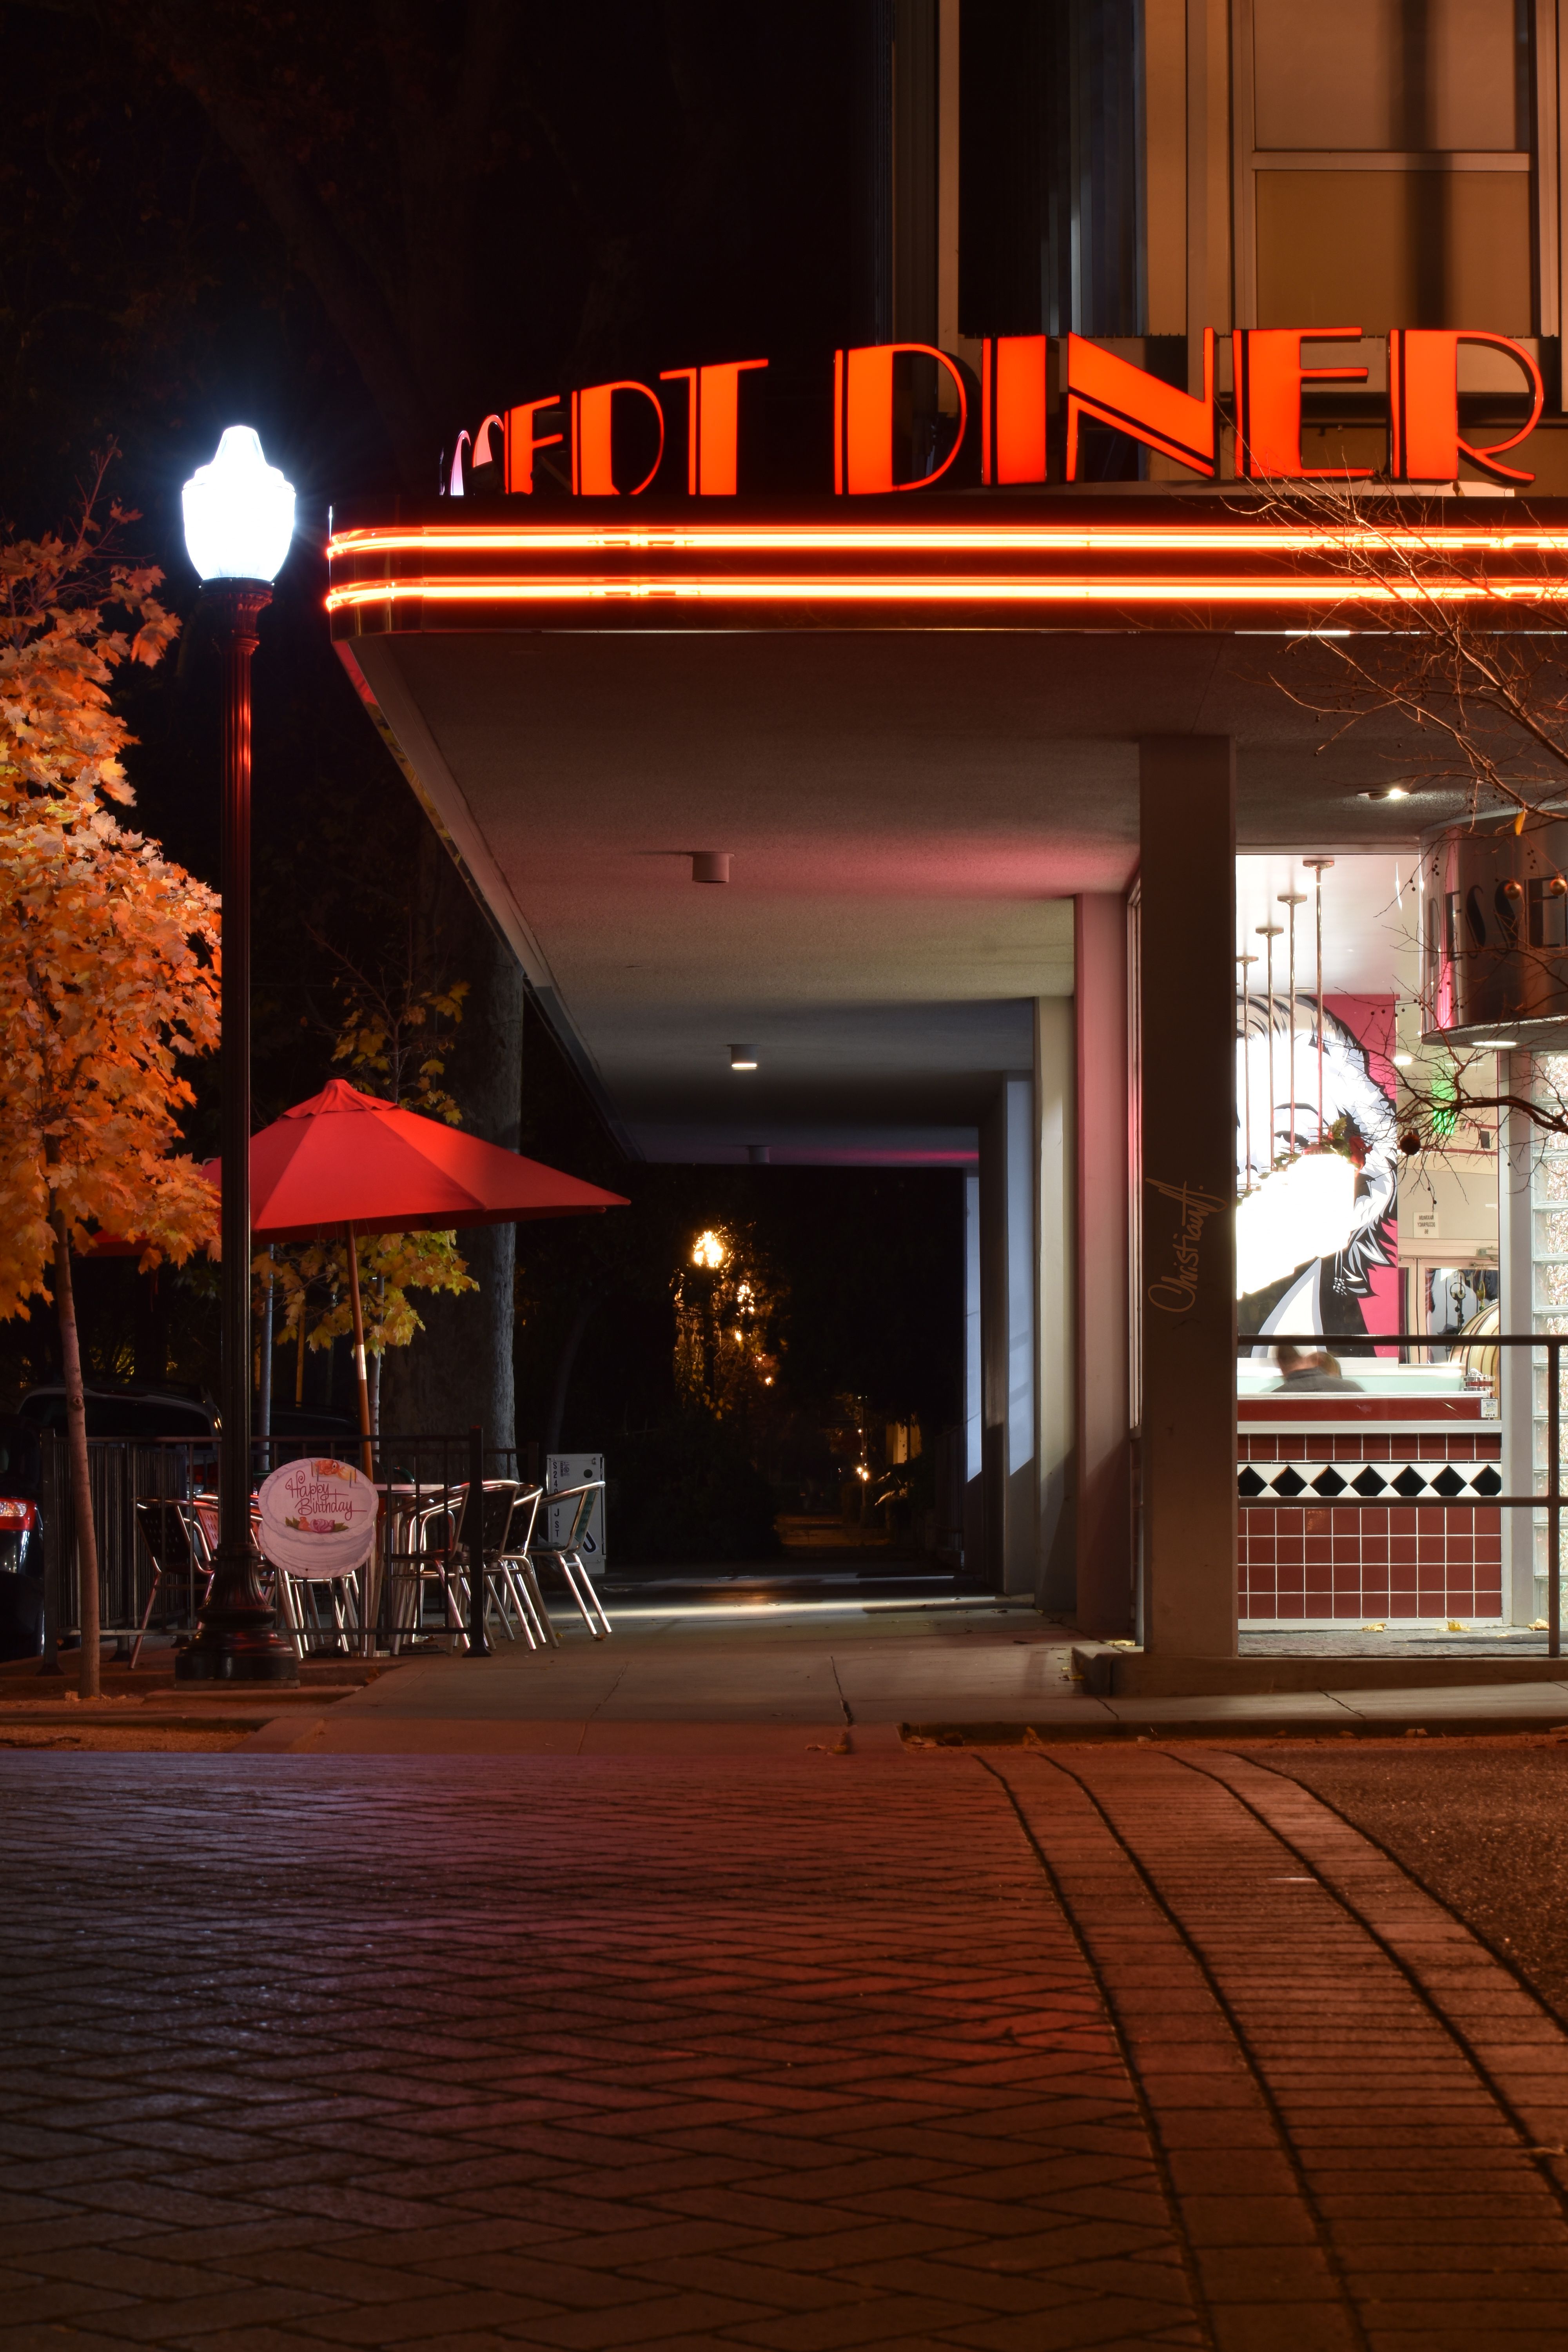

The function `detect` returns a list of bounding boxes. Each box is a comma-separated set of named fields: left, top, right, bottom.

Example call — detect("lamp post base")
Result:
left=175, top=1538, right=299, bottom=1684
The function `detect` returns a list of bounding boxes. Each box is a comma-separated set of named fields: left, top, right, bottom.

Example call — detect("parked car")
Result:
left=2, top=1387, right=365, bottom=1662
left=20, top=1385, right=359, bottom=1449
left=4, top=1385, right=221, bottom=1663
left=18, top=1381, right=218, bottom=1442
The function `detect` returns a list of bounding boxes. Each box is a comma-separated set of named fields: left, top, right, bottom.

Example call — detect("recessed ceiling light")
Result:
left=1392, top=1052, right=1414, bottom=1066
left=1357, top=785, right=1410, bottom=802
left=730, top=1044, right=758, bottom=1071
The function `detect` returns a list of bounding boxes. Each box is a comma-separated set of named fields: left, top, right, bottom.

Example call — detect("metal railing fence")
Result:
left=33, top=1430, right=531, bottom=1656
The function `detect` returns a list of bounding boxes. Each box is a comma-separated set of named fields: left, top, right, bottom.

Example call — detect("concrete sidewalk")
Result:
left=9, top=1607, right=1568, bottom=1753
left=255, top=1609, right=1568, bottom=1753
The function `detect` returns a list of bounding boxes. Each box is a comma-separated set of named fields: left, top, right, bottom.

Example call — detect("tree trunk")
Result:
left=51, top=1212, right=100, bottom=1700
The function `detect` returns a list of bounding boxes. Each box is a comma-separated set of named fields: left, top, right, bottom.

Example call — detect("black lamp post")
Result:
left=175, top=430, right=299, bottom=1686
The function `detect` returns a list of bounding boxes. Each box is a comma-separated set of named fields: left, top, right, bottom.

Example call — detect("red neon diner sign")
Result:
left=444, top=329, right=1546, bottom=498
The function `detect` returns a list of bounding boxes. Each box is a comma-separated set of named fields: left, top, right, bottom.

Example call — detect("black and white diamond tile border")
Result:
left=1239, top=1459, right=1506, bottom=1503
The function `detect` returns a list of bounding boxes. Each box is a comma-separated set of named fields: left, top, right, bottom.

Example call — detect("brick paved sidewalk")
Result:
left=1, top=1750, right=1566, bottom=2350
left=991, top=1748, right=1568, bottom=2350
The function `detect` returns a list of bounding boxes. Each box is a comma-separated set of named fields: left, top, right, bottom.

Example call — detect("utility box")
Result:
left=544, top=1453, right=606, bottom=1565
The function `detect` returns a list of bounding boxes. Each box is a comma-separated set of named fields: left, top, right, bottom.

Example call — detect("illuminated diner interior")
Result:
left=1232, top=852, right=1517, bottom=1631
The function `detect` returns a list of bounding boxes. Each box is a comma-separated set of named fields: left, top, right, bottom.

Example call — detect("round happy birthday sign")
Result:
left=258, top=1457, right=377, bottom=1581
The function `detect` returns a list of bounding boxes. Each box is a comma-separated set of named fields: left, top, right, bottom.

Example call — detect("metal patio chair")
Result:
left=271, top=1549, right=363, bottom=1657
left=412, top=1479, right=523, bottom=1651
left=531, top=1480, right=612, bottom=1639
left=183, top=1491, right=276, bottom=1615
left=129, top=1496, right=211, bottom=1668
left=492, top=1485, right=561, bottom=1649
left=180, top=1492, right=220, bottom=1572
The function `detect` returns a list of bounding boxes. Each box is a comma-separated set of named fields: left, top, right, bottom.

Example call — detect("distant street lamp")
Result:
left=176, top=428, right=299, bottom=1684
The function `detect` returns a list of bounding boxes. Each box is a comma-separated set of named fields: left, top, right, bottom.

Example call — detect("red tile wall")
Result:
left=1238, top=1431, right=1504, bottom=1621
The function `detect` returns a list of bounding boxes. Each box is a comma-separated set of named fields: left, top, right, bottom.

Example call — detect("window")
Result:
left=959, top=0, right=1143, bottom=339
left=1235, top=0, right=1549, bottom=337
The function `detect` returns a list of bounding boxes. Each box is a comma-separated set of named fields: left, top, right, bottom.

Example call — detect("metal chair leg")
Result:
left=519, top=1561, right=561, bottom=1648
left=548, top=1550, right=610, bottom=1638
left=500, top=1566, right=539, bottom=1649
left=536, top=1550, right=590, bottom=1634
left=504, top=1560, right=547, bottom=1649
left=278, top=1570, right=306, bottom=1661
left=496, top=1557, right=550, bottom=1649
left=128, top=1568, right=163, bottom=1671
left=562, top=1549, right=612, bottom=1637
left=487, top=1564, right=523, bottom=1642
left=445, top=1561, right=474, bottom=1652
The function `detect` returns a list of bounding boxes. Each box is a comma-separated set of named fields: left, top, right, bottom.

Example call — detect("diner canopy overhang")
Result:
left=326, top=495, right=1567, bottom=1163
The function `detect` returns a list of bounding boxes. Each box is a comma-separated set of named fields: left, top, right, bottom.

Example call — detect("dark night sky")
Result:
left=0, top=3, right=963, bottom=1480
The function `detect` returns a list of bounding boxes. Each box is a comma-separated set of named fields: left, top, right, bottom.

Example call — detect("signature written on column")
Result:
left=1145, top=1178, right=1228, bottom=1313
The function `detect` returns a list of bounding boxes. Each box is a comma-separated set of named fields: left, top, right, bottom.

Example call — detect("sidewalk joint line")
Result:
left=583, top=1661, right=629, bottom=1720
left=1015, top=1747, right=1373, bottom=2352
left=969, top=1751, right=1220, bottom=2352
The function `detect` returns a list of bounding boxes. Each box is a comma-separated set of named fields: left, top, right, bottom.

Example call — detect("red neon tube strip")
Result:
left=325, top=573, right=1568, bottom=612
left=328, top=523, right=1568, bottom=561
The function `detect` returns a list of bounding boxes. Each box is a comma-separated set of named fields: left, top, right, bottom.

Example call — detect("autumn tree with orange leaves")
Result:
left=0, top=460, right=219, bottom=1695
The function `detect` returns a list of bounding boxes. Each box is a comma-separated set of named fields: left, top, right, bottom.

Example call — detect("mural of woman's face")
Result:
left=1236, top=1027, right=1336, bottom=1186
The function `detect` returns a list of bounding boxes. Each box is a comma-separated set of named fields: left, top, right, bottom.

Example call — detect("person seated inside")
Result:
left=1270, top=1343, right=1364, bottom=1393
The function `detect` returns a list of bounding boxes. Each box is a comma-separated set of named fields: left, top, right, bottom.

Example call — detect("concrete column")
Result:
left=979, top=1096, right=1006, bottom=1585
left=1005, top=1074, right=1036, bottom=1594
left=962, top=1171, right=984, bottom=1572
left=1036, top=1000, right=1075, bottom=1611
left=1500, top=1051, right=1536, bottom=1624
left=980, top=1076, right=1038, bottom=1595
left=1138, top=737, right=1237, bottom=1657
left=1074, top=895, right=1134, bottom=1635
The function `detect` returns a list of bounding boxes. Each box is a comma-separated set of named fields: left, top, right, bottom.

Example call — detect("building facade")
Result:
left=328, top=0, right=1568, bottom=1651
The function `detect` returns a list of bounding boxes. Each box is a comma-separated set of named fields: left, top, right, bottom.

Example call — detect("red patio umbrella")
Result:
left=206, top=1078, right=628, bottom=1470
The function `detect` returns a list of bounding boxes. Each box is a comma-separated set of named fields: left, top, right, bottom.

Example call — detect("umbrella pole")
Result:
left=345, top=1225, right=378, bottom=1659
left=345, top=1224, right=375, bottom=1477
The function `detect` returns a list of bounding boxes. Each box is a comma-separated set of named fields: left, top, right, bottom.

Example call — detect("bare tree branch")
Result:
left=1248, top=475, right=1568, bottom=828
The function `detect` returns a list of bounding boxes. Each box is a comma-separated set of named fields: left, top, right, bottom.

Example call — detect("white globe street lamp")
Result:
left=181, top=426, right=295, bottom=584
left=176, top=428, right=298, bottom=1686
